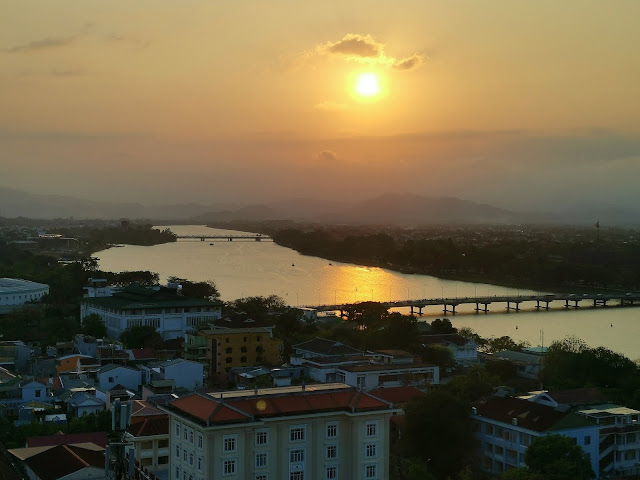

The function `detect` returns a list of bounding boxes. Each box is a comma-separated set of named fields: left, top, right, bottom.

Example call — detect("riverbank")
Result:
left=201, top=222, right=640, bottom=294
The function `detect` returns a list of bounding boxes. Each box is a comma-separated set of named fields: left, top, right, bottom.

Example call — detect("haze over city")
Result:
left=2, top=1, right=640, bottom=211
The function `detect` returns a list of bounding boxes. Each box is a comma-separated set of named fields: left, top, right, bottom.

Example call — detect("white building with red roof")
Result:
left=163, top=383, right=400, bottom=480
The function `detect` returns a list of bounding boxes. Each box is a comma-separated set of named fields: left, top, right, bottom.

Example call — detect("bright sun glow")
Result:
left=355, top=73, right=380, bottom=97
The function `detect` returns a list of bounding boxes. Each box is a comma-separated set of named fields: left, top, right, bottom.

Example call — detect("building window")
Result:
left=326, top=423, right=337, bottom=438
left=198, top=434, right=203, bottom=449
left=184, top=429, right=188, bottom=441
left=366, top=443, right=377, bottom=458
left=255, top=452, right=268, bottom=468
left=255, top=475, right=267, bottom=480
left=223, top=459, right=236, bottom=475
left=240, top=356, right=247, bottom=363
left=35, top=390, right=41, bottom=398
left=226, top=347, right=233, bottom=354
left=290, top=449, right=304, bottom=463
left=183, top=449, right=187, bottom=461
left=243, top=337, right=247, bottom=342
left=366, top=421, right=378, bottom=437
left=225, top=338, right=230, bottom=343
left=326, top=445, right=337, bottom=460
left=326, top=466, right=337, bottom=480
left=190, top=430, right=194, bottom=444
left=241, top=346, right=247, bottom=353
left=257, top=336, right=262, bottom=341
left=197, top=456, right=202, bottom=472
left=365, top=464, right=377, bottom=479
left=223, top=435, right=237, bottom=453
left=175, top=467, right=180, bottom=479
left=226, top=357, right=232, bottom=364
left=357, top=375, right=366, bottom=388
left=189, top=452, right=194, bottom=466
left=290, top=426, right=305, bottom=442
left=175, top=445, right=180, bottom=458
left=175, top=422, right=181, bottom=437
left=584, top=435, right=591, bottom=445
left=256, top=430, right=268, bottom=446
left=290, top=473, right=303, bottom=480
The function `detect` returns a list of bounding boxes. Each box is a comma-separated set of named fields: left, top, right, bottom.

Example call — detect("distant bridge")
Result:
left=304, top=293, right=640, bottom=315
left=176, top=234, right=272, bottom=242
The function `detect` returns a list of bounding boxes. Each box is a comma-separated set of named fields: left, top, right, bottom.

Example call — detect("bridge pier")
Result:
left=475, top=303, right=490, bottom=313
left=565, top=300, right=580, bottom=308
left=506, top=301, right=521, bottom=312
left=443, top=304, right=457, bottom=314
left=593, top=299, right=608, bottom=307
left=200, top=237, right=205, bottom=241
left=410, top=305, right=423, bottom=315
left=535, top=300, right=551, bottom=310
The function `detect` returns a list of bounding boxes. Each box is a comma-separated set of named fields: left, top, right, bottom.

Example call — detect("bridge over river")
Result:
left=176, top=234, right=271, bottom=242
left=305, top=293, right=640, bottom=315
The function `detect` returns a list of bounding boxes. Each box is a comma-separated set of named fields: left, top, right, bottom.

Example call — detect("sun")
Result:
left=355, top=73, right=381, bottom=97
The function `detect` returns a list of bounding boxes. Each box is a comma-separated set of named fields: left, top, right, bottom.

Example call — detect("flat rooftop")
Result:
left=0, top=278, right=49, bottom=294
left=208, top=383, right=351, bottom=400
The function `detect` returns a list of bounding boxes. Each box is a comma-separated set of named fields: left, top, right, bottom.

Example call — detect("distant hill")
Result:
left=1, top=186, right=638, bottom=226
left=0, top=186, right=227, bottom=220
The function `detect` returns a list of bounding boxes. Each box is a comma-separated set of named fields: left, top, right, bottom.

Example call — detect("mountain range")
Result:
left=1, top=186, right=637, bottom=226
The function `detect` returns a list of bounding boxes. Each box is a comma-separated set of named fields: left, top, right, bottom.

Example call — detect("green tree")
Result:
left=401, top=390, right=474, bottom=479
left=167, top=276, right=220, bottom=301
left=82, top=313, right=107, bottom=338
left=420, top=344, right=456, bottom=370
left=497, top=468, right=545, bottom=480
left=525, top=434, right=595, bottom=480
left=229, top=295, right=286, bottom=316
left=429, top=318, right=457, bottom=334
left=483, top=335, right=530, bottom=354
left=120, top=325, right=163, bottom=349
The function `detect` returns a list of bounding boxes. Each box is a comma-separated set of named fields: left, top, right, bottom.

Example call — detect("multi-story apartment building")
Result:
left=576, top=403, right=640, bottom=477
left=472, top=391, right=600, bottom=477
left=80, top=284, right=223, bottom=340
left=198, top=328, right=283, bottom=383
left=163, top=383, right=399, bottom=480
left=291, top=340, right=439, bottom=390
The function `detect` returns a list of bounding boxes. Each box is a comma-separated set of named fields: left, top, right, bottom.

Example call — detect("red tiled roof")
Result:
left=19, top=444, right=104, bottom=480
left=169, top=388, right=391, bottom=425
left=27, top=432, right=108, bottom=449
left=169, top=394, right=250, bottom=424
left=547, top=387, right=609, bottom=406
left=130, top=348, right=156, bottom=360
left=127, top=417, right=169, bottom=437
left=368, top=386, right=426, bottom=405
left=473, top=396, right=567, bottom=432
left=131, top=399, right=166, bottom=419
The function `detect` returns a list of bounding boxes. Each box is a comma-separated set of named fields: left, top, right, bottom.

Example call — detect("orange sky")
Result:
left=2, top=1, right=640, bottom=209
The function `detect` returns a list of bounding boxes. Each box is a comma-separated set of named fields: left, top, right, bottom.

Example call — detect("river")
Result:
left=95, top=225, right=640, bottom=359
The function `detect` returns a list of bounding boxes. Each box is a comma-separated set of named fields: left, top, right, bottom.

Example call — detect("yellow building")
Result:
left=199, top=327, right=283, bottom=383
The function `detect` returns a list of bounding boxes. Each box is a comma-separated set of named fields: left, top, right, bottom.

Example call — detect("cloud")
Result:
left=316, top=150, right=339, bottom=162
left=106, top=34, right=150, bottom=49
left=322, top=34, right=383, bottom=59
left=5, top=35, right=77, bottom=53
left=51, top=68, right=85, bottom=77
left=313, top=33, right=424, bottom=72
left=393, top=53, right=424, bottom=71
left=314, top=101, right=350, bottom=112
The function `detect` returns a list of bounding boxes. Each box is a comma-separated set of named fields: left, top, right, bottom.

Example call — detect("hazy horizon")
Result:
left=3, top=1, right=639, bottom=211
